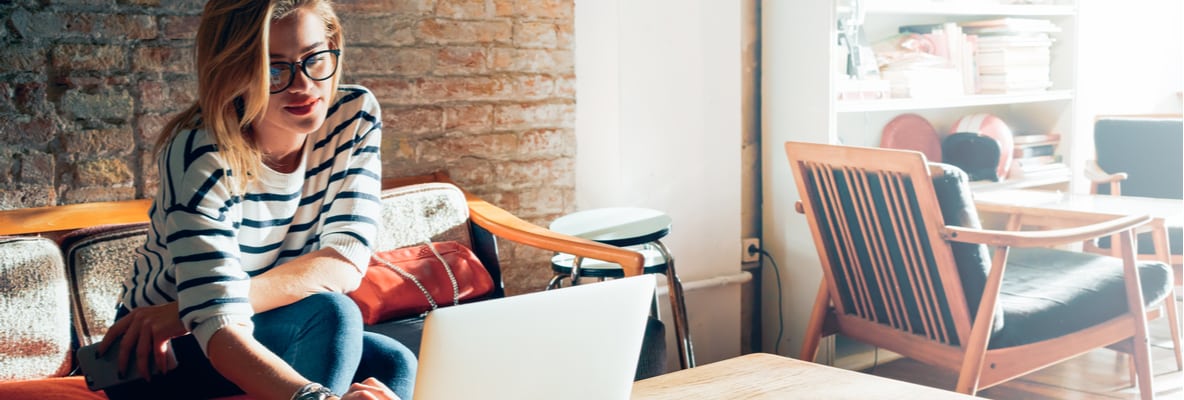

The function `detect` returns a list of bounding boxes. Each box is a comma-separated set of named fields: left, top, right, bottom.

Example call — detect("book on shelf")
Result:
left=1017, top=162, right=1069, bottom=175
left=975, top=34, right=1055, bottom=49
left=1013, top=143, right=1057, bottom=158
left=1011, top=132, right=1061, bottom=146
left=978, top=64, right=1050, bottom=75
left=979, top=68, right=1051, bottom=83
left=1007, top=162, right=1070, bottom=180
left=880, top=67, right=963, bottom=99
left=961, top=18, right=1057, bottom=95
left=978, top=81, right=1053, bottom=94
left=959, top=18, right=1061, bottom=34
left=976, top=49, right=1051, bottom=69
left=1012, top=154, right=1059, bottom=168
left=882, top=22, right=978, bottom=96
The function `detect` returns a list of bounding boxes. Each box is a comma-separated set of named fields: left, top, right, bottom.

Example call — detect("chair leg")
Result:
left=653, top=240, right=695, bottom=369
left=1151, top=225, right=1183, bottom=370
left=1120, top=231, right=1156, bottom=400
left=799, top=281, right=829, bottom=362
left=1165, top=288, right=1183, bottom=371
left=1132, top=335, right=1155, bottom=400
left=1127, top=354, right=1136, bottom=389
left=956, top=247, right=1012, bottom=396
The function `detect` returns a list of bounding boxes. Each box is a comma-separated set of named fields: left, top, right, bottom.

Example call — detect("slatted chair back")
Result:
left=786, top=142, right=976, bottom=349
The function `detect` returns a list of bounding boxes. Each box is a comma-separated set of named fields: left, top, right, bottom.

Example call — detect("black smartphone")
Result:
left=76, top=340, right=177, bottom=391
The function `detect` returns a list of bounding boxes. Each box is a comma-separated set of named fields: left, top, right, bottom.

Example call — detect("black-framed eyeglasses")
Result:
left=269, top=49, right=340, bottom=94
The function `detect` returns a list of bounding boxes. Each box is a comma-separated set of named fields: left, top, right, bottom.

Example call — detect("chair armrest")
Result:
left=941, top=213, right=1150, bottom=248
left=463, top=194, right=646, bottom=277
left=1084, top=160, right=1127, bottom=184
left=1084, top=159, right=1127, bottom=196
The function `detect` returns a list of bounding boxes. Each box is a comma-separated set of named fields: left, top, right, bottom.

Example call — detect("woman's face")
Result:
left=253, top=8, right=335, bottom=140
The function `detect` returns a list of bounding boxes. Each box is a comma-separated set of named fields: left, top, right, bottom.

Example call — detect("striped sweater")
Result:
left=121, top=85, right=383, bottom=352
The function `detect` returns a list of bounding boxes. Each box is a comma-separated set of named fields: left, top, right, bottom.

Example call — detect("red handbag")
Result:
left=349, top=241, right=494, bottom=324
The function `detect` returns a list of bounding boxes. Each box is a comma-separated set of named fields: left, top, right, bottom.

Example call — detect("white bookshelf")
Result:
left=858, top=3, right=1075, bottom=16
left=759, top=0, right=1080, bottom=359
left=836, top=89, right=1074, bottom=112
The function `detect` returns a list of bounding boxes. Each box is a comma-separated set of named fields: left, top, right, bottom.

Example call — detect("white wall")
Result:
left=1071, top=1, right=1183, bottom=192
left=575, top=0, right=743, bottom=368
left=1077, top=1, right=1183, bottom=118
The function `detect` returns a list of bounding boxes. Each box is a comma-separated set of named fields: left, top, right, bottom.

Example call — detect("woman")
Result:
left=96, top=1, right=412, bottom=399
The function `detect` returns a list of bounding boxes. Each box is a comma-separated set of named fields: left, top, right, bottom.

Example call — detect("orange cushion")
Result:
left=0, top=377, right=253, bottom=400
left=0, top=377, right=106, bottom=400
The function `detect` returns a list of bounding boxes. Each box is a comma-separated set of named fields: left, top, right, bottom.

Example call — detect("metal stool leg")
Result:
left=546, top=273, right=565, bottom=290
left=652, top=240, right=694, bottom=369
left=568, top=256, right=584, bottom=286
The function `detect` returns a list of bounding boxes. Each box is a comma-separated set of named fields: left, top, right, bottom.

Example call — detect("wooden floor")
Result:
left=858, top=299, right=1184, bottom=399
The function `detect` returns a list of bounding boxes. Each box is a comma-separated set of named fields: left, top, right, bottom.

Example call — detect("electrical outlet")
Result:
left=741, top=238, right=761, bottom=263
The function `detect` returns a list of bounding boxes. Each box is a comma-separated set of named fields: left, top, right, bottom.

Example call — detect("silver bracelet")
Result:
left=292, top=382, right=335, bottom=400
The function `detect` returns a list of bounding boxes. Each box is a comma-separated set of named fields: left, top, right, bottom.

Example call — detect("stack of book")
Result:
left=959, top=18, right=1060, bottom=94
left=893, top=22, right=977, bottom=97
left=1007, top=132, right=1069, bottom=180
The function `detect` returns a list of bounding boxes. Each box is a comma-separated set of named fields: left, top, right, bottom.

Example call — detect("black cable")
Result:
left=754, top=247, right=784, bottom=356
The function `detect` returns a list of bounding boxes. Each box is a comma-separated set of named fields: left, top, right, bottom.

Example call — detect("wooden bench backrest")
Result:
left=0, top=171, right=452, bottom=238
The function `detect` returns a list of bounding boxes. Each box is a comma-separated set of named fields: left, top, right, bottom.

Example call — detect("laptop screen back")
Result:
left=413, top=275, right=656, bottom=400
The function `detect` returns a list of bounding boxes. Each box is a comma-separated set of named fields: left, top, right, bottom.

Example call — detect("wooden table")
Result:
left=973, top=189, right=1182, bottom=271
left=630, top=353, right=978, bottom=399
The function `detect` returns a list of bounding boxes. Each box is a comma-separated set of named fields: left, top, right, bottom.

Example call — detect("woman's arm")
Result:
left=248, top=247, right=362, bottom=313
left=100, top=250, right=363, bottom=399
left=206, top=324, right=312, bottom=400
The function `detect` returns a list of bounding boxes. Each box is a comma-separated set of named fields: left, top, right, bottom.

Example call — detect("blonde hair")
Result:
left=154, top=0, right=344, bottom=194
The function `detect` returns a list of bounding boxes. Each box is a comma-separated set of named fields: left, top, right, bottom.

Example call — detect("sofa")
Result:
left=0, top=171, right=663, bottom=398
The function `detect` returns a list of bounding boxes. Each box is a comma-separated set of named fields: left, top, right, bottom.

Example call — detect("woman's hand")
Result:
left=97, top=302, right=187, bottom=381
left=340, top=378, right=401, bottom=400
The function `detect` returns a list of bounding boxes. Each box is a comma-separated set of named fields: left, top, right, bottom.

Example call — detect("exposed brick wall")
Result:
left=0, top=0, right=575, bottom=295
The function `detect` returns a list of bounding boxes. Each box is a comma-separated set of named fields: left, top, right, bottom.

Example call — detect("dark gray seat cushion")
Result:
left=991, top=247, right=1171, bottom=348
left=931, top=163, right=1173, bottom=349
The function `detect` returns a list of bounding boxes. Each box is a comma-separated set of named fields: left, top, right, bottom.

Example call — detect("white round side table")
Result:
left=546, top=207, right=695, bottom=369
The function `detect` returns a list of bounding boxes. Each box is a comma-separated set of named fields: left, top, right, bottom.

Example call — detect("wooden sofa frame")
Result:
left=0, top=171, right=644, bottom=274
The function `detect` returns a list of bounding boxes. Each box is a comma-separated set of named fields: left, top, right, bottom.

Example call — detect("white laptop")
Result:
left=413, top=275, right=657, bottom=400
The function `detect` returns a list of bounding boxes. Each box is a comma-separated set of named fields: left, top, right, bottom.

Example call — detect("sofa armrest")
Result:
left=380, top=171, right=646, bottom=277
left=465, top=194, right=646, bottom=277
left=0, top=199, right=151, bottom=237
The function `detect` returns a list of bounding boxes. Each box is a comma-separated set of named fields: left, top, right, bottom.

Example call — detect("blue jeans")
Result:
left=104, top=293, right=417, bottom=399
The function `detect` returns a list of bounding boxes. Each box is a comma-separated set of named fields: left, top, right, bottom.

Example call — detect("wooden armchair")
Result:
left=1083, top=115, right=1183, bottom=277
left=786, top=142, right=1174, bottom=399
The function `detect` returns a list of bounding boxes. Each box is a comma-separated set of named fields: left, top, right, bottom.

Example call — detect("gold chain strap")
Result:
left=371, top=241, right=461, bottom=314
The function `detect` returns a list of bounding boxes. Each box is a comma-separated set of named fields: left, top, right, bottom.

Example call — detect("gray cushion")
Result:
left=991, top=247, right=1172, bottom=348
left=930, top=163, right=1173, bottom=349
left=929, top=163, right=994, bottom=330
left=376, top=183, right=472, bottom=251
left=0, top=236, right=72, bottom=380
left=59, top=223, right=149, bottom=347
